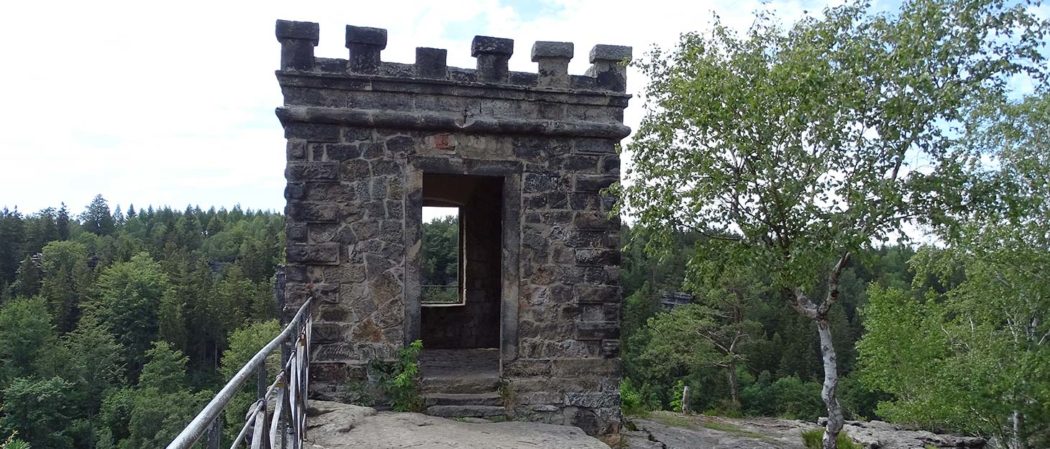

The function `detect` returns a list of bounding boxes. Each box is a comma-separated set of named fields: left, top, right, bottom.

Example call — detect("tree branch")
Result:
left=818, top=251, right=851, bottom=316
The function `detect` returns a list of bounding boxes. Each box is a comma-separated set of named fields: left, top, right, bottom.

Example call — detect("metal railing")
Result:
left=167, top=296, right=314, bottom=449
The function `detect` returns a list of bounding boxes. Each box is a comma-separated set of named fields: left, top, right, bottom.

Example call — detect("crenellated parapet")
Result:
left=274, top=20, right=631, bottom=93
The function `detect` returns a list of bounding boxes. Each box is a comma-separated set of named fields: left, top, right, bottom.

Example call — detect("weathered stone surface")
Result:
left=628, top=413, right=987, bottom=449
left=305, top=400, right=608, bottom=449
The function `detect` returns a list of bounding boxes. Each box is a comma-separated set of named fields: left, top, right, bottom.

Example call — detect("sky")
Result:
left=0, top=0, right=943, bottom=217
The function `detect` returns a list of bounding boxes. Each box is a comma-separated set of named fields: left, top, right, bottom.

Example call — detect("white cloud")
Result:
left=1, top=0, right=831, bottom=215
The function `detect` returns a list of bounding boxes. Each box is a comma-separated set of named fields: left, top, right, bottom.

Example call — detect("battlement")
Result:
left=275, top=20, right=632, bottom=94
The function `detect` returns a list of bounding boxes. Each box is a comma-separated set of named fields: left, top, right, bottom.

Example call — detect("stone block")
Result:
left=574, top=175, right=617, bottom=193
left=286, top=201, right=338, bottom=223
left=575, top=321, right=619, bottom=341
left=284, top=123, right=341, bottom=142
left=565, top=392, right=619, bottom=408
left=286, top=162, right=340, bottom=181
left=287, top=140, right=307, bottom=160
left=313, top=322, right=348, bottom=343
left=574, top=248, right=620, bottom=266
left=551, top=358, right=620, bottom=377
left=574, top=138, right=616, bottom=154
left=573, top=285, right=619, bottom=304
left=275, top=20, right=319, bottom=71
left=346, top=25, right=387, bottom=74
left=415, top=47, right=448, bottom=79
left=286, top=243, right=340, bottom=265
left=472, top=36, right=514, bottom=82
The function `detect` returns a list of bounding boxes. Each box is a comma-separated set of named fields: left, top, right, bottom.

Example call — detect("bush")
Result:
left=771, top=376, right=824, bottom=421
left=620, top=379, right=647, bottom=416
left=1, top=432, right=31, bottom=449
left=801, top=429, right=861, bottom=449
left=388, top=340, right=423, bottom=412
left=741, top=371, right=776, bottom=416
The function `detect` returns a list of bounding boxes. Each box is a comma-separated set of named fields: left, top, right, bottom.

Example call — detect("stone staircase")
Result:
left=419, top=348, right=506, bottom=419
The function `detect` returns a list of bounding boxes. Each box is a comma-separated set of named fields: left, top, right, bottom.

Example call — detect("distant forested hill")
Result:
left=0, top=195, right=283, bottom=448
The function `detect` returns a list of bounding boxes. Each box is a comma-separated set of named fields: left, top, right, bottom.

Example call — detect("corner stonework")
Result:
left=275, top=19, right=631, bottom=436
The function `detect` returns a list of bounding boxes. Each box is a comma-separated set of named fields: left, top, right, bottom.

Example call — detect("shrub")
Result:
left=388, top=340, right=423, bottom=412
left=620, top=379, right=647, bottom=416
left=771, top=376, right=824, bottom=421
left=801, top=429, right=861, bottom=449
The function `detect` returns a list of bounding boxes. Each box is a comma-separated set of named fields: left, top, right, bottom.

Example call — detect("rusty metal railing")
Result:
left=166, top=296, right=313, bottom=449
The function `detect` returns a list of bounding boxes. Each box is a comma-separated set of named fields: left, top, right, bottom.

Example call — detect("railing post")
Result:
left=205, top=416, right=221, bottom=449
left=257, top=359, right=267, bottom=401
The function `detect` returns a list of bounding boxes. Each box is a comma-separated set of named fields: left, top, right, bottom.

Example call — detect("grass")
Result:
left=646, top=411, right=775, bottom=442
left=801, top=428, right=862, bottom=449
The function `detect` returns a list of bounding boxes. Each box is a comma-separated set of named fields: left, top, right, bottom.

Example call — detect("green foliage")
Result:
left=219, top=320, right=281, bottom=438
left=801, top=429, right=861, bottom=449
left=112, top=342, right=209, bottom=449
left=81, top=195, right=115, bottom=237
left=1, top=433, right=31, bottom=449
left=58, top=315, right=126, bottom=415
left=620, top=378, right=647, bottom=416
left=38, top=241, right=92, bottom=333
left=0, top=209, right=25, bottom=291
left=0, top=376, right=76, bottom=449
left=421, top=215, right=459, bottom=286
left=0, top=197, right=281, bottom=448
left=90, top=253, right=170, bottom=374
left=858, top=104, right=1050, bottom=445
left=0, top=297, right=57, bottom=386
left=620, top=0, right=1047, bottom=445
left=388, top=340, right=423, bottom=412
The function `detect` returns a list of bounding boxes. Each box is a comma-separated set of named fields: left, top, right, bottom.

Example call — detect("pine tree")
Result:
left=81, top=194, right=115, bottom=236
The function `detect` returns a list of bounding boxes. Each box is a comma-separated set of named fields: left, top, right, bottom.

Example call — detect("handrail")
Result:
left=167, top=297, right=314, bottom=449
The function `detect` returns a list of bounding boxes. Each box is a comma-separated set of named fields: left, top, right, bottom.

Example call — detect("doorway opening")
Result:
left=419, top=173, right=503, bottom=350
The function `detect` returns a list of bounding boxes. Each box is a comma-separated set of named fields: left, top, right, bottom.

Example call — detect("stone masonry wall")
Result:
left=275, top=20, right=630, bottom=435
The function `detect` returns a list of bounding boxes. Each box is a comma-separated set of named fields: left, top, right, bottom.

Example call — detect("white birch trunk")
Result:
left=817, top=318, right=844, bottom=449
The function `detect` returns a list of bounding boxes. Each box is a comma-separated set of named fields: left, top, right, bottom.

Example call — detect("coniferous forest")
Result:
left=0, top=195, right=283, bottom=449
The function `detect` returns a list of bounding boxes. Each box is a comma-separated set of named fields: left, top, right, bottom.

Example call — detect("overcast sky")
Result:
left=0, top=0, right=940, bottom=216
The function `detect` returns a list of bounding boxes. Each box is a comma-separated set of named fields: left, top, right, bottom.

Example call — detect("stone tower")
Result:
left=275, top=20, right=630, bottom=435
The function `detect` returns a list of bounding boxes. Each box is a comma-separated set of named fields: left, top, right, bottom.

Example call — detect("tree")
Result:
left=81, top=194, right=115, bottom=236
left=60, top=315, right=127, bottom=416
left=219, top=320, right=280, bottom=439
left=110, top=342, right=208, bottom=449
left=0, top=377, right=76, bottom=449
left=0, top=208, right=25, bottom=288
left=0, top=297, right=56, bottom=386
left=421, top=215, right=459, bottom=286
left=38, top=241, right=92, bottom=333
left=90, top=252, right=171, bottom=374
left=56, top=203, right=71, bottom=240
left=859, top=93, right=1050, bottom=448
left=684, top=266, right=764, bottom=409
left=620, top=1, right=1047, bottom=446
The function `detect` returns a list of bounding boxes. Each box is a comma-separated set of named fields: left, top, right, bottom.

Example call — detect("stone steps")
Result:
left=426, top=405, right=508, bottom=419
left=424, top=392, right=503, bottom=407
left=420, top=375, right=501, bottom=395
left=418, top=348, right=506, bottom=420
